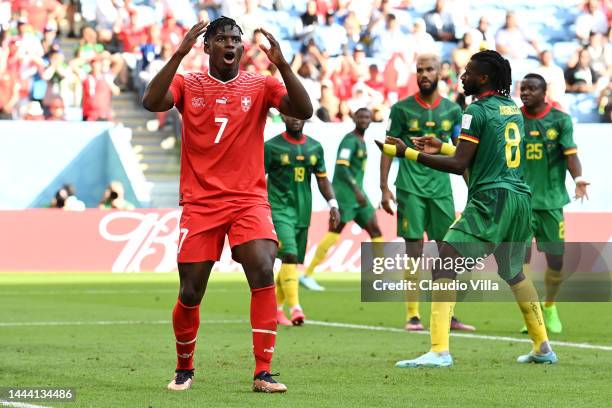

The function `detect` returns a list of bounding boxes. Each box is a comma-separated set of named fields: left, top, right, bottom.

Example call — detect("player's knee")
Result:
left=432, top=268, right=457, bottom=281
left=505, top=271, right=525, bottom=286
left=546, top=254, right=563, bottom=271
left=179, top=281, right=205, bottom=306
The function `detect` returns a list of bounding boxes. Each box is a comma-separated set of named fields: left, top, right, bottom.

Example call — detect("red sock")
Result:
left=250, top=285, right=277, bottom=376
left=172, top=298, right=200, bottom=371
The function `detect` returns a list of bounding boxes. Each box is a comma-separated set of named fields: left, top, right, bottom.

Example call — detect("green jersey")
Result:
left=522, top=105, right=576, bottom=210
left=264, top=133, right=327, bottom=227
left=387, top=94, right=462, bottom=198
left=332, top=132, right=368, bottom=200
left=459, top=93, right=531, bottom=198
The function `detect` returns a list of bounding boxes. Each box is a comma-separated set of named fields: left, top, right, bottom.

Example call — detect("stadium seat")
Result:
left=552, top=42, right=579, bottom=67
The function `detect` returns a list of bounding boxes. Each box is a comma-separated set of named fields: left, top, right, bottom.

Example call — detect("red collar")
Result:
left=414, top=93, right=442, bottom=109
left=521, top=103, right=552, bottom=119
left=476, top=90, right=498, bottom=99
left=282, top=132, right=306, bottom=144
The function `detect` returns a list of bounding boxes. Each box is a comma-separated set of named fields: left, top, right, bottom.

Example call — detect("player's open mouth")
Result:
left=223, top=51, right=236, bottom=65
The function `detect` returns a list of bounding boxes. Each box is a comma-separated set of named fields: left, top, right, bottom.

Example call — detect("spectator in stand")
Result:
left=451, top=31, right=474, bottom=75
left=495, top=11, right=540, bottom=60
left=534, top=50, right=567, bottom=104
left=597, top=79, right=612, bottom=122
left=586, top=31, right=609, bottom=78
left=160, top=12, right=187, bottom=53
left=423, top=0, right=456, bottom=42
left=46, top=95, right=65, bottom=120
left=297, top=0, right=319, bottom=40
left=565, top=47, right=600, bottom=93
left=470, top=16, right=494, bottom=51
left=343, top=10, right=362, bottom=52
left=412, top=18, right=435, bottom=56
left=242, top=29, right=271, bottom=73
left=575, top=0, right=609, bottom=43
left=99, top=181, right=134, bottom=210
left=370, top=13, right=410, bottom=62
left=236, top=0, right=263, bottom=40
left=41, top=49, right=72, bottom=112
left=316, top=80, right=340, bottom=122
left=81, top=55, right=120, bottom=121
left=41, top=25, right=59, bottom=57
left=314, top=11, right=348, bottom=57
left=364, top=63, right=386, bottom=97
left=23, top=100, right=44, bottom=120
left=14, top=0, right=63, bottom=34
left=74, top=26, right=104, bottom=66
left=51, top=184, right=85, bottom=210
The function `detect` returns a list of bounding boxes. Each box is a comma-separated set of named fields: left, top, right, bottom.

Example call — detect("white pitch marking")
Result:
left=0, top=400, right=53, bottom=408
left=1, top=319, right=611, bottom=351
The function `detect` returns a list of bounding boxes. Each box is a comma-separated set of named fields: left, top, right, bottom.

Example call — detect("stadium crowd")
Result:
left=0, top=0, right=611, bottom=123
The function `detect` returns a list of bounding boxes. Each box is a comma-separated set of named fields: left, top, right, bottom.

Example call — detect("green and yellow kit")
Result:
left=265, top=133, right=327, bottom=263
left=387, top=94, right=462, bottom=240
left=445, top=92, right=532, bottom=280
left=333, top=132, right=375, bottom=227
left=522, top=104, right=577, bottom=255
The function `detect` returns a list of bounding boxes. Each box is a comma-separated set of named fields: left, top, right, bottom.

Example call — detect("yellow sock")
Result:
left=280, top=263, right=299, bottom=308
left=404, top=267, right=420, bottom=320
left=511, top=278, right=549, bottom=353
left=371, top=236, right=384, bottom=243
left=522, top=263, right=530, bottom=278
left=544, top=268, right=562, bottom=307
left=429, top=278, right=456, bottom=353
left=305, top=232, right=340, bottom=277
left=275, top=271, right=285, bottom=307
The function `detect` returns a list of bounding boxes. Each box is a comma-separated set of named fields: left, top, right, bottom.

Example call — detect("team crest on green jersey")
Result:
left=280, top=153, right=290, bottom=165
left=546, top=128, right=558, bottom=140
left=409, top=119, right=419, bottom=131
left=310, top=154, right=318, bottom=166
left=441, top=120, right=452, bottom=131
left=357, top=149, right=364, bottom=158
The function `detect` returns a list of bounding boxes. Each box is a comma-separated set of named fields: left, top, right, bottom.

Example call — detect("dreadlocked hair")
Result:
left=471, top=50, right=512, bottom=97
left=203, top=16, right=243, bottom=45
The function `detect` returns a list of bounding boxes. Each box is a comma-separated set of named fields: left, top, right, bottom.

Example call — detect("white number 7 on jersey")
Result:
left=214, top=117, right=228, bottom=143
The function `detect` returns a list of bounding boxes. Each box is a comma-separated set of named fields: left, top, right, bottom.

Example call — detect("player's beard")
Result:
left=418, top=78, right=438, bottom=96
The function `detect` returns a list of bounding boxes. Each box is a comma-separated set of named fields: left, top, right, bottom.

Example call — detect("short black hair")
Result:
left=470, top=50, right=512, bottom=97
left=203, top=16, right=243, bottom=45
left=354, top=107, right=372, bottom=115
left=523, top=73, right=547, bottom=92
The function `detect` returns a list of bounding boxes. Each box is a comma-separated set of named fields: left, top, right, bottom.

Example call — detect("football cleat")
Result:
left=542, top=304, right=563, bottom=334
left=517, top=350, right=558, bottom=364
left=252, top=371, right=287, bottom=393
left=450, top=316, right=476, bottom=332
left=299, top=276, right=325, bottom=291
left=519, top=325, right=528, bottom=334
left=395, top=351, right=453, bottom=368
left=290, top=307, right=305, bottom=326
left=276, top=309, right=292, bottom=327
left=404, top=316, right=424, bottom=331
left=167, top=369, right=194, bottom=391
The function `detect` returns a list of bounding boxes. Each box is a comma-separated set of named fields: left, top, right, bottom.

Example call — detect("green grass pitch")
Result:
left=1, top=272, right=611, bottom=407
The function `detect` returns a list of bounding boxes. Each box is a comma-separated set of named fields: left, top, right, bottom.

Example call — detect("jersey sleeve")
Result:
left=264, top=75, right=288, bottom=110
left=386, top=104, right=404, bottom=138
left=169, top=74, right=185, bottom=111
left=451, top=105, right=463, bottom=141
left=336, top=138, right=353, bottom=167
left=458, top=103, right=485, bottom=144
left=314, top=143, right=327, bottom=177
left=559, top=113, right=577, bottom=155
left=264, top=141, right=272, bottom=173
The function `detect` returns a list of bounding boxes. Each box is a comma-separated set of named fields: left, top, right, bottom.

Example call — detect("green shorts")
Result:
left=338, top=198, right=376, bottom=228
left=396, top=189, right=455, bottom=241
left=444, top=188, right=532, bottom=281
left=531, top=209, right=564, bottom=255
left=274, top=220, right=309, bottom=263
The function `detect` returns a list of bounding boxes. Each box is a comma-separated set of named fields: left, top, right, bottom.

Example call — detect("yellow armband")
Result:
left=382, top=144, right=397, bottom=157
left=440, top=143, right=456, bottom=156
left=404, top=147, right=419, bottom=161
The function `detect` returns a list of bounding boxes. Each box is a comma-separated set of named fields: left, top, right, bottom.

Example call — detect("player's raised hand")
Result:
left=176, top=20, right=209, bottom=57
left=411, top=136, right=442, bottom=154
left=574, top=180, right=590, bottom=203
left=257, top=28, right=287, bottom=67
left=329, top=207, right=341, bottom=229
left=381, top=189, right=396, bottom=215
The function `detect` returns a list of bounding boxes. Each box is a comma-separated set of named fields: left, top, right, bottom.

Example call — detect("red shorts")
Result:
left=177, top=202, right=278, bottom=263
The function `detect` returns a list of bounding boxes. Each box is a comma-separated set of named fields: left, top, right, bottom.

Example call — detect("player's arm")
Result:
left=257, top=28, right=313, bottom=119
left=379, top=153, right=396, bottom=214
left=142, top=21, right=208, bottom=112
left=376, top=136, right=477, bottom=175
left=316, top=175, right=340, bottom=229
left=559, top=114, right=589, bottom=202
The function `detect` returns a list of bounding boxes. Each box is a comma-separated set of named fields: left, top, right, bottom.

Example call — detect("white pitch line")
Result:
left=0, top=400, right=53, bottom=408
left=1, top=319, right=611, bottom=351
left=308, top=320, right=612, bottom=351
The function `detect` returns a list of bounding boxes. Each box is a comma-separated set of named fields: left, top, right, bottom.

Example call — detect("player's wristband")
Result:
left=382, top=143, right=397, bottom=157
left=328, top=199, right=339, bottom=209
left=440, top=143, right=456, bottom=156
left=404, top=147, right=419, bottom=161
left=574, top=176, right=587, bottom=184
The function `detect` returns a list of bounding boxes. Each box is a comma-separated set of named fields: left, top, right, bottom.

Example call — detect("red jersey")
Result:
left=169, top=70, right=287, bottom=206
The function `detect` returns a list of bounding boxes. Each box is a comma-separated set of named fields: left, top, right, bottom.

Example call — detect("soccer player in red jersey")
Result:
left=142, top=16, right=313, bottom=393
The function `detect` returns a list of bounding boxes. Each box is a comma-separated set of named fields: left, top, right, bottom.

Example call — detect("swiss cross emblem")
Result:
left=191, top=97, right=204, bottom=108
left=241, top=96, right=252, bottom=112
